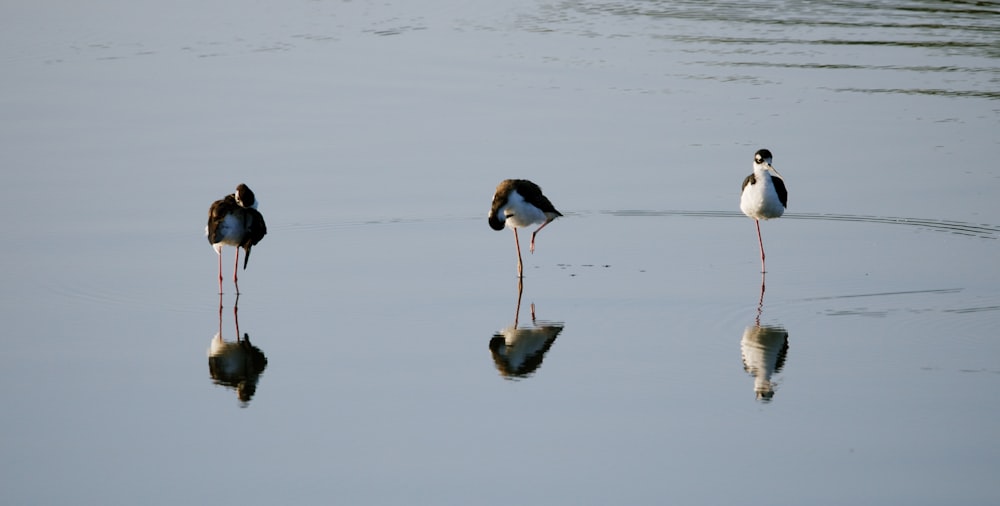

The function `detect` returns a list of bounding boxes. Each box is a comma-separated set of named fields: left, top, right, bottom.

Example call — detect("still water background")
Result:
left=2, top=1, right=999, bottom=504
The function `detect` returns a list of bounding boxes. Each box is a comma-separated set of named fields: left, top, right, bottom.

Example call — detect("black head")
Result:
left=754, top=149, right=773, bottom=165
left=235, top=184, right=256, bottom=208
left=488, top=214, right=506, bottom=231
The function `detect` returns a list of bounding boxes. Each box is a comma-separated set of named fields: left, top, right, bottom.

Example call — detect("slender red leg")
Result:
left=233, top=248, right=241, bottom=294
left=755, top=219, right=766, bottom=273
left=513, top=228, right=524, bottom=278
left=529, top=218, right=554, bottom=254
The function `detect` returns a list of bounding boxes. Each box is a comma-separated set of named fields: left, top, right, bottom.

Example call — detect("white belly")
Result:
left=740, top=180, right=785, bottom=220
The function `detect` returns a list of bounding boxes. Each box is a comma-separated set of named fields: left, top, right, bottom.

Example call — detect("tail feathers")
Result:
left=241, top=210, right=266, bottom=270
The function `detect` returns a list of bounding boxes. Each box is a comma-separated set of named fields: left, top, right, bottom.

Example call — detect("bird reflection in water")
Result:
left=740, top=274, right=789, bottom=402
left=489, top=280, right=564, bottom=380
left=209, top=295, right=268, bottom=407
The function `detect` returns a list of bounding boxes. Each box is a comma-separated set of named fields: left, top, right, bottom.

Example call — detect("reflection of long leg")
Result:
left=529, top=218, right=554, bottom=254
left=513, top=228, right=524, bottom=278
left=218, top=293, right=224, bottom=337
left=218, top=251, right=224, bottom=294
left=756, top=272, right=766, bottom=326
left=233, top=248, right=241, bottom=294
left=530, top=303, right=536, bottom=323
left=755, top=219, right=766, bottom=273
left=514, top=278, right=524, bottom=327
left=234, top=298, right=241, bottom=341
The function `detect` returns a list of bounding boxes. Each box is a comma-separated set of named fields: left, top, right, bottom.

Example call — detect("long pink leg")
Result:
left=755, top=219, right=766, bottom=273
left=513, top=228, right=524, bottom=278
left=529, top=218, right=554, bottom=254
left=233, top=248, right=241, bottom=294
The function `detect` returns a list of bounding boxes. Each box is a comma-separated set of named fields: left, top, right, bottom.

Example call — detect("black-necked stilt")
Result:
left=206, top=184, right=267, bottom=293
left=740, top=149, right=787, bottom=272
left=489, top=179, right=563, bottom=277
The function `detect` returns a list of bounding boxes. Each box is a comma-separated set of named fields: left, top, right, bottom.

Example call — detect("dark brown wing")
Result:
left=207, top=195, right=238, bottom=244
left=741, top=173, right=756, bottom=193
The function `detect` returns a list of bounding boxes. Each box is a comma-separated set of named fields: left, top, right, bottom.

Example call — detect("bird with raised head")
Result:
left=740, top=149, right=787, bottom=273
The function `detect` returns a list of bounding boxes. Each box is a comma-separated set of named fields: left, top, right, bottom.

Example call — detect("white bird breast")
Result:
left=500, top=191, right=547, bottom=228
left=740, top=172, right=785, bottom=220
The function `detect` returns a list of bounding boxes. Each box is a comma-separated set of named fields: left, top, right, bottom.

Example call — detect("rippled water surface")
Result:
left=2, top=1, right=999, bottom=504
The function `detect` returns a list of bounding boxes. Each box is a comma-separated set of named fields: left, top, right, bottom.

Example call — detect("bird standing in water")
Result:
left=206, top=184, right=267, bottom=294
left=489, top=179, right=562, bottom=278
left=740, top=149, right=787, bottom=273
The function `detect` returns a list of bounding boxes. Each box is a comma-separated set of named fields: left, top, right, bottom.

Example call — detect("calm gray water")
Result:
left=2, top=1, right=999, bottom=504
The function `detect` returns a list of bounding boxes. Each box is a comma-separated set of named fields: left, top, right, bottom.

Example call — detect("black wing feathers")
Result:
left=241, top=209, right=267, bottom=269
left=512, top=180, right=562, bottom=216
left=771, top=175, right=788, bottom=208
